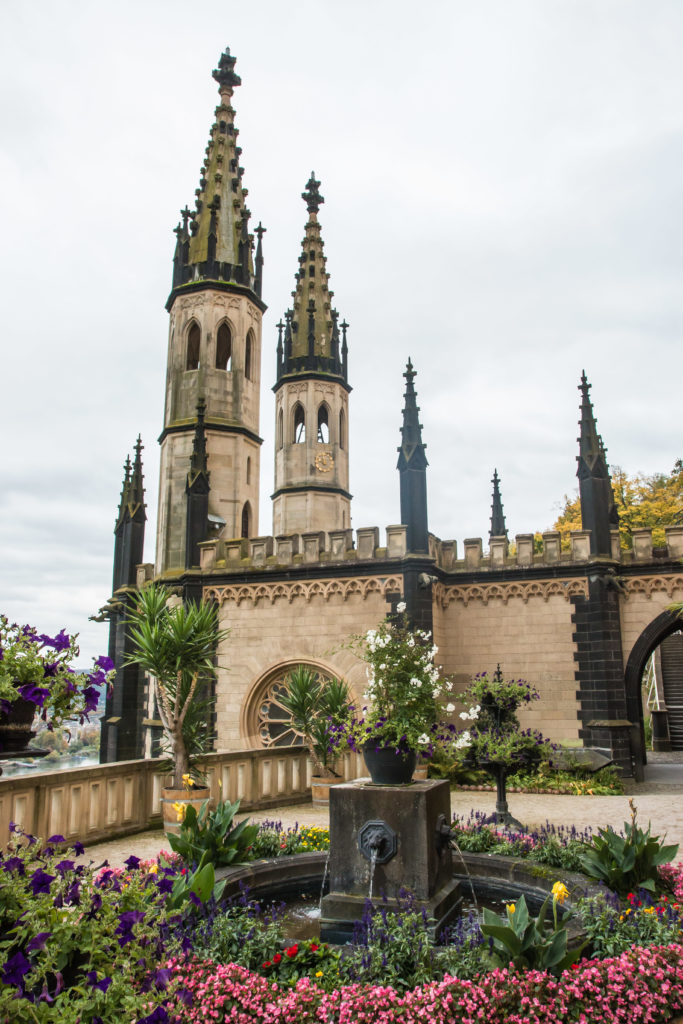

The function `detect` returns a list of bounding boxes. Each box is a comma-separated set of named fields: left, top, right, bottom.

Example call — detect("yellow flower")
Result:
left=182, top=774, right=195, bottom=790
left=643, top=907, right=655, bottom=914
left=148, top=863, right=158, bottom=875
left=552, top=881, right=570, bottom=904
left=315, top=971, right=323, bottom=977
left=506, top=902, right=516, bottom=915
left=173, top=801, right=187, bottom=823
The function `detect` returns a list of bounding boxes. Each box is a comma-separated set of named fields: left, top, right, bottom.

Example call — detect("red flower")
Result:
left=285, top=944, right=299, bottom=958
left=310, top=943, right=319, bottom=952
left=571, top=963, right=580, bottom=971
left=262, top=961, right=271, bottom=968
left=272, top=953, right=282, bottom=964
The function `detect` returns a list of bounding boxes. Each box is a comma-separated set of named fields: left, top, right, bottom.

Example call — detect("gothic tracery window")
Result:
left=248, top=665, right=337, bottom=747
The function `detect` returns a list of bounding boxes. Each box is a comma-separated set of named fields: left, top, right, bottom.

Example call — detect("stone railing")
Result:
left=0, top=747, right=366, bottom=849
left=154, top=525, right=683, bottom=581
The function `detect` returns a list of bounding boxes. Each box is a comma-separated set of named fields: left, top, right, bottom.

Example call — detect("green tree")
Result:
left=552, top=461, right=683, bottom=551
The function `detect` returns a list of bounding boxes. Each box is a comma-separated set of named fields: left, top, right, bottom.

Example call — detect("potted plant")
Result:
left=452, top=667, right=554, bottom=827
left=278, top=665, right=353, bottom=801
left=124, top=584, right=228, bottom=832
left=0, top=615, right=115, bottom=753
left=337, top=603, right=452, bottom=785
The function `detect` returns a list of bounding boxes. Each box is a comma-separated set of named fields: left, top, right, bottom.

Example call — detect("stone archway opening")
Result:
left=624, top=609, right=683, bottom=765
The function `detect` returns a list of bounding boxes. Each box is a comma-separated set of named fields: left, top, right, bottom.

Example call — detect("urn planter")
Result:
left=0, top=697, right=37, bottom=754
left=362, top=742, right=417, bottom=785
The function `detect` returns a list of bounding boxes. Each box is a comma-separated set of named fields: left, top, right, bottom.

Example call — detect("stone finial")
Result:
left=302, top=171, right=324, bottom=214
left=489, top=468, right=508, bottom=542
left=212, top=47, right=242, bottom=89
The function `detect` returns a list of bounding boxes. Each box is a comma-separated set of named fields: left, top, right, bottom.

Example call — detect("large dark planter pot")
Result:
left=362, top=742, right=417, bottom=785
left=0, top=697, right=37, bottom=753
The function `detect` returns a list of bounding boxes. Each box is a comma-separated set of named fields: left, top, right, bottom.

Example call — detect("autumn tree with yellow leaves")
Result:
left=552, top=460, right=683, bottom=551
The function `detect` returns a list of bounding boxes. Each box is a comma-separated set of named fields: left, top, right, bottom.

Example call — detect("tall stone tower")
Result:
left=156, top=47, right=266, bottom=574
left=272, top=173, right=351, bottom=535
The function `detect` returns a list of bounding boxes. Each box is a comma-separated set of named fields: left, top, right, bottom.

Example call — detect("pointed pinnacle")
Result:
left=302, top=171, right=324, bottom=214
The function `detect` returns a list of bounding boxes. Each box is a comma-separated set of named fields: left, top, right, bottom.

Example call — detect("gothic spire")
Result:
left=127, top=437, right=147, bottom=524
left=576, top=372, right=618, bottom=556
left=115, top=455, right=131, bottom=530
left=489, top=468, right=508, bottom=540
left=169, top=47, right=264, bottom=300
left=276, top=173, right=347, bottom=384
left=397, top=359, right=428, bottom=467
left=397, top=359, right=429, bottom=553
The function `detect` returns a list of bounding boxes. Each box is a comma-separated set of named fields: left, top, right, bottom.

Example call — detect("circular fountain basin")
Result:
left=217, top=851, right=599, bottom=944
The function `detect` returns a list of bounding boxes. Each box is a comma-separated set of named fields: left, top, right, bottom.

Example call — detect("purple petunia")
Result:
left=124, top=854, right=141, bottom=871
left=17, top=684, right=50, bottom=708
left=26, top=932, right=51, bottom=953
left=29, top=869, right=55, bottom=896
left=73, top=841, right=85, bottom=856
left=47, top=834, right=65, bottom=844
left=95, top=654, right=115, bottom=672
left=55, top=859, right=75, bottom=876
left=137, top=1008, right=169, bottom=1024
left=3, top=856, right=25, bottom=876
left=2, top=951, right=31, bottom=988
left=86, top=971, right=112, bottom=993
left=115, top=910, right=145, bottom=946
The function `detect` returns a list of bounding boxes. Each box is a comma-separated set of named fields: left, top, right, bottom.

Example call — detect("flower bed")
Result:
left=2, top=815, right=683, bottom=1024
left=163, top=945, right=683, bottom=1023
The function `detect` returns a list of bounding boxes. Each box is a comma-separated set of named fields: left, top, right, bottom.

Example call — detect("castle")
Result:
left=99, top=47, right=683, bottom=777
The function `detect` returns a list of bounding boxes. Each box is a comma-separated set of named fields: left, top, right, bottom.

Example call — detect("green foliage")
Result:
left=579, top=800, right=679, bottom=895
left=576, top=891, right=683, bottom=959
left=165, top=855, right=226, bottom=911
left=338, top=897, right=436, bottom=993
left=192, top=899, right=284, bottom=971
left=125, top=583, right=229, bottom=786
left=278, top=665, right=352, bottom=776
left=480, top=893, right=584, bottom=977
left=168, top=797, right=259, bottom=867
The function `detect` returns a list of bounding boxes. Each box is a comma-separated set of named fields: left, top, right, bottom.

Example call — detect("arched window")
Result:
left=339, top=408, right=346, bottom=450
left=216, top=323, right=232, bottom=370
left=277, top=408, right=284, bottom=450
left=317, top=404, right=329, bottom=443
left=246, top=456, right=251, bottom=485
left=186, top=322, right=200, bottom=371
left=241, top=501, right=251, bottom=539
left=293, top=403, right=305, bottom=443
left=245, top=330, right=254, bottom=381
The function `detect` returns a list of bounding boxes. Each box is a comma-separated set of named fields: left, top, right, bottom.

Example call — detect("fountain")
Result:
left=319, top=777, right=462, bottom=942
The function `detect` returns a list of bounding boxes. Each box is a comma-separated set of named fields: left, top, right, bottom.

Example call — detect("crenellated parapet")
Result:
left=185, top=523, right=683, bottom=576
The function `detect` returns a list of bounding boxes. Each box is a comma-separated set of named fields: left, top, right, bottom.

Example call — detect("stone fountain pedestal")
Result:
left=320, top=778, right=461, bottom=942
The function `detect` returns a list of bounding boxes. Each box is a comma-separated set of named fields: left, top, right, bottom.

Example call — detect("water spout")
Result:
left=318, top=849, right=331, bottom=914
left=368, top=847, right=378, bottom=901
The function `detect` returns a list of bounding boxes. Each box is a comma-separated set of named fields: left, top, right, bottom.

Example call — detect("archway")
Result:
left=624, top=608, right=682, bottom=768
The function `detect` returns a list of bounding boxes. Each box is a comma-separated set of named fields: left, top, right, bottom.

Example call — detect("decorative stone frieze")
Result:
left=622, top=574, right=683, bottom=600
left=206, top=574, right=403, bottom=607
left=433, top=577, right=589, bottom=608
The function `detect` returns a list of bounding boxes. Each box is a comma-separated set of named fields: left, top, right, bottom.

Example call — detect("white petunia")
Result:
left=454, top=730, right=471, bottom=750
left=396, top=601, right=407, bottom=613
left=445, top=703, right=455, bottom=713
left=459, top=711, right=469, bottom=721
left=417, top=733, right=430, bottom=745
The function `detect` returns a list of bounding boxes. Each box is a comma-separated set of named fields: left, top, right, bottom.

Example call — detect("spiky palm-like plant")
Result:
left=125, top=584, right=228, bottom=787
left=279, top=666, right=352, bottom=778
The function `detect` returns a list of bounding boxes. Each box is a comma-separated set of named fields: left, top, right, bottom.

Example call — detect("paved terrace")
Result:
left=78, top=752, right=683, bottom=869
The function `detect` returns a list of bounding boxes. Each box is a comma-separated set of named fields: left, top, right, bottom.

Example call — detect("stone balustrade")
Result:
left=0, top=747, right=366, bottom=849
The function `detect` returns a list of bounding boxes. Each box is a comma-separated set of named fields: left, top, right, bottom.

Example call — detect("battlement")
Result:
left=151, top=524, right=683, bottom=577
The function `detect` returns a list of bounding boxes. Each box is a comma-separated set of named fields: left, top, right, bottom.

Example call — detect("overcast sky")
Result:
left=1, top=0, right=682, bottom=663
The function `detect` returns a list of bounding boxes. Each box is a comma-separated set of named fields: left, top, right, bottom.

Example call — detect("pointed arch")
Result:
left=241, top=501, right=252, bottom=539
left=317, top=403, right=330, bottom=444
left=293, top=403, right=306, bottom=443
left=186, top=321, right=200, bottom=371
left=277, top=408, right=284, bottom=450
left=339, top=407, right=346, bottom=450
left=245, top=329, right=254, bottom=381
left=216, top=322, right=232, bottom=371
